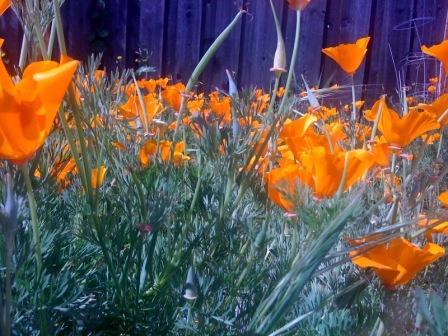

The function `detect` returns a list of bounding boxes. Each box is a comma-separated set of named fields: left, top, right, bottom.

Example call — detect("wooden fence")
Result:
left=1, top=0, right=448, bottom=98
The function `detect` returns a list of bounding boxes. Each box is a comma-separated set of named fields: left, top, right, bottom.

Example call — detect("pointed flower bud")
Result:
left=183, top=266, right=199, bottom=300
left=270, top=0, right=287, bottom=76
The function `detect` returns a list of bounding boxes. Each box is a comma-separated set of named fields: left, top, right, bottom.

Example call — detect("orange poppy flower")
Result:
left=0, top=0, right=9, bottom=15
left=162, top=83, right=185, bottom=111
left=120, top=93, right=163, bottom=130
left=111, top=141, right=126, bottom=151
left=364, top=96, right=391, bottom=122
left=299, top=147, right=375, bottom=198
left=351, top=237, right=445, bottom=287
left=322, top=37, right=370, bottom=75
left=378, top=104, right=440, bottom=148
left=287, top=0, right=311, bottom=11
left=0, top=54, right=79, bottom=164
left=416, top=93, right=448, bottom=127
left=91, top=166, right=107, bottom=189
left=421, top=40, right=448, bottom=72
left=187, top=94, right=204, bottom=114
left=139, top=140, right=189, bottom=167
left=55, top=158, right=77, bottom=190
left=370, top=136, right=391, bottom=167
left=265, top=163, right=311, bottom=212
left=439, top=191, right=448, bottom=206
left=280, top=114, right=317, bottom=155
left=418, top=214, right=448, bottom=242
left=139, top=140, right=157, bottom=167
left=209, top=92, right=231, bottom=124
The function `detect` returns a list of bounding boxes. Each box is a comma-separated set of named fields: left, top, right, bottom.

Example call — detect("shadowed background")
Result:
left=0, top=0, right=447, bottom=98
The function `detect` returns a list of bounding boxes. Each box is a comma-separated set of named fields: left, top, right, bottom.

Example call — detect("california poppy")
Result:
left=298, top=147, right=375, bottom=198
left=265, top=163, right=311, bottom=212
left=364, top=96, right=390, bottom=122
left=209, top=91, right=231, bottom=124
left=322, top=37, right=371, bottom=76
left=139, top=140, right=189, bottom=167
left=280, top=114, right=317, bottom=156
left=287, top=0, right=311, bottom=11
left=421, top=40, right=448, bottom=72
left=418, top=214, right=448, bottom=243
left=55, top=158, right=77, bottom=190
left=351, top=237, right=445, bottom=287
left=378, top=104, right=440, bottom=148
left=0, top=54, right=79, bottom=163
left=439, top=191, right=448, bottom=206
left=120, top=93, right=163, bottom=130
left=0, top=0, right=9, bottom=15
left=416, top=93, right=448, bottom=127
left=162, top=83, right=185, bottom=111
left=91, top=166, right=107, bottom=189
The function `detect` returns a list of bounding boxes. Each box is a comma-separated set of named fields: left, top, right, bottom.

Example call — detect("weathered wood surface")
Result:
left=0, top=0, right=447, bottom=98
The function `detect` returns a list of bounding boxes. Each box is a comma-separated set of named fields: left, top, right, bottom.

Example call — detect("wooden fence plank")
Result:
left=138, top=0, right=166, bottom=76
left=102, top=0, right=128, bottom=69
left=0, top=9, right=21, bottom=69
left=163, top=0, right=203, bottom=83
left=0, top=0, right=446, bottom=96
left=406, top=0, right=448, bottom=95
left=199, top=0, right=243, bottom=90
left=320, top=0, right=373, bottom=101
left=238, top=0, right=285, bottom=89
left=125, top=0, right=141, bottom=68
left=62, top=0, right=91, bottom=62
left=365, top=0, right=416, bottom=102
left=283, top=0, right=328, bottom=89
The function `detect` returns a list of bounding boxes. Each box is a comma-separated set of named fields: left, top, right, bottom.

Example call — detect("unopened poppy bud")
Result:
left=270, top=0, right=287, bottom=76
left=302, top=75, right=320, bottom=109
left=271, top=38, right=287, bottom=76
left=226, top=69, right=238, bottom=99
left=226, top=69, right=239, bottom=138
left=183, top=266, right=198, bottom=300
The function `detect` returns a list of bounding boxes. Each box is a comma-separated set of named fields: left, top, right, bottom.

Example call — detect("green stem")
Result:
left=189, top=153, right=203, bottom=214
left=18, top=34, right=28, bottom=70
left=52, top=0, right=67, bottom=55
left=46, top=19, right=56, bottom=57
left=369, top=96, right=384, bottom=144
left=278, top=10, right=302, bottom=115
left=20, top=164, right=49, bottom=335
left=336, top=152, right=349, bottom=198
left=20, top=165, right=42, bottom=275
left=437, top=132, right=443, bottom=159
left=351, top=77, right=356, bottom=122
left=172, top=10, right=245, bottom=142
left=52, top=0, right=93, bottom=203
left=266, top=76, right=281, bottom=120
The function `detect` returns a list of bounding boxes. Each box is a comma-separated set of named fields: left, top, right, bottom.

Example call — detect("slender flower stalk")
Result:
left=278, top=10, right=302, bottom=115
left=172, top=9, right=245, bottom=142
left=18, top=34, right=28, bottom=70
left=20, top=164, right=42, bottom=275
left=19, top=164, right=49, bottom=335
left=351, top=77, right=357, bottom=121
